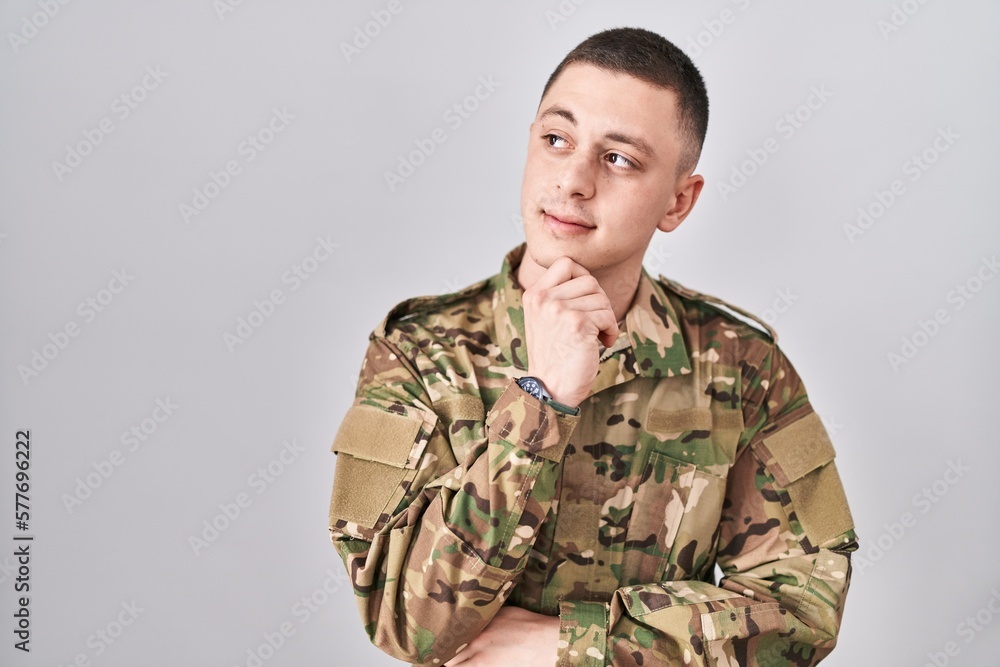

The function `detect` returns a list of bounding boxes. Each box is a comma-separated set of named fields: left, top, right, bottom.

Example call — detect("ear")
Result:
left=657, top=173, right=704, bottom=233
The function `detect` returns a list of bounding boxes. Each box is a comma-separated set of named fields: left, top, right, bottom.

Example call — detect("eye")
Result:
left=606, top=152, right=637, bottom=170
left=543, top=133, right=569, bottom=148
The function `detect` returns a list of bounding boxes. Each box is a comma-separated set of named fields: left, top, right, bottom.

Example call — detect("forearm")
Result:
left=556, top=540, right=854, bottom=666
left=557, top=357, right=858, bottom=666
left=331, top=379, right=576, bottom=663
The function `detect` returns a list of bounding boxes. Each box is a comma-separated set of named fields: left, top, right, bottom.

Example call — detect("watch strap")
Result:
left=547, top=399, right=581, bottom=416
left=516, top=377, right=581, bottom=416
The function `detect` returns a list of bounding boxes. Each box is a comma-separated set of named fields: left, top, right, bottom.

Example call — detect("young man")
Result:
left=329, top=27, right=857, bottom=666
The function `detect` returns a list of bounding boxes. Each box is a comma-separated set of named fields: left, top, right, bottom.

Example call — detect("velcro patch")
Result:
left=785, top=461, right=855, bottom=546
left=755, top=412, right=854, bottom=546
left=435, top=394, right=485, bottom=424
left=331, top=403, right=432, bottom=469
left=647, top=407, right=712, bottom=432
left=328, top=403, right=436, bottom=530
left=760, top=412, right=835, bottom=486
left=329, top=455, right=405, bottom=529
left=647, top=407, right=744, bottom=434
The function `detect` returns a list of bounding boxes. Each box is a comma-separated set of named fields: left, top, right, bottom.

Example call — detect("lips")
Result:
left=545, top=211, right=592, bottom=227
left=543, top=211, right=594, bottom=231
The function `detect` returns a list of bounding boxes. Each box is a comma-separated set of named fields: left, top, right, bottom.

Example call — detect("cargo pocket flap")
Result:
left=759, top=412, right=835, bottom=487
left=702, top=602, right=788, bottom=665
left=646, top=407, right=743, bottom=468
left=331, top=402, right=436, bottom=469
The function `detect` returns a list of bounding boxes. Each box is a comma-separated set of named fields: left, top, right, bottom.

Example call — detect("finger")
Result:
left=444, top=650, right=469, bottom=666
left=546, top=300, right=620, bottom=347
left=599, top=329, right=620, bottom=348
left=444, top=641, right=472, bottom=666
left=542, top=274, right=607, bottom=301
left=549, top=293, right=616, bottom=315
left=530, top=255, right=590, bottom=290
left=592, top=309, right=621, bottom=347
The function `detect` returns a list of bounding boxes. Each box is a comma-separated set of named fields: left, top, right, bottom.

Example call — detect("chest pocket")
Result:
left=618, top=406, right=742, bottom=585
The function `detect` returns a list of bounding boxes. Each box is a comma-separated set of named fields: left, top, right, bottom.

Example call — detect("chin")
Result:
left=525, top=238, right=587, bottom=271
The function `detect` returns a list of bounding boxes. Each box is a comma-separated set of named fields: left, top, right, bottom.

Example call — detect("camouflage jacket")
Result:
left=328, top=243, right=857, bottom=666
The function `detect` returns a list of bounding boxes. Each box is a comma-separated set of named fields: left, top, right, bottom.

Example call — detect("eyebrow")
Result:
left=538, top=104, right=656, bottom=159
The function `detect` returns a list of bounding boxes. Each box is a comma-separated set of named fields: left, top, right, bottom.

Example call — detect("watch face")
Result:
left=518, top=376, right=551, bottom=401
left=519, top=377, right=542, bottom=396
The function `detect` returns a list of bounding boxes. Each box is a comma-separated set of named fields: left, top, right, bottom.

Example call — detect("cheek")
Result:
left=629, top=185, right=675, bottom=227
left=520, top=154, right=544, bottom=197
left=598, top=187, right=663, bottom=235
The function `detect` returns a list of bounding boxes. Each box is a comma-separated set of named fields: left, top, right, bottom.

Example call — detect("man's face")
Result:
left=519, top=63, right=696, bottom=280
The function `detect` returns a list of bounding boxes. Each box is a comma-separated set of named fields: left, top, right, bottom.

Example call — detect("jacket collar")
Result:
left=491, top=244, right=692, bottom=378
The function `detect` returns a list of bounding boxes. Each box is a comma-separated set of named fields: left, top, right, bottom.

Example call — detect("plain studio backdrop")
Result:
left=2, top=1, right=998, bottom=665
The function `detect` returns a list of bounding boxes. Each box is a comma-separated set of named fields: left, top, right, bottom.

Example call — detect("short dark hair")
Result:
left=541, top=27, right=709, bottom=176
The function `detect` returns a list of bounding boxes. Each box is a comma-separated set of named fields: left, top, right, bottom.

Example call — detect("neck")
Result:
left=516, top=251, right=641, bottom=323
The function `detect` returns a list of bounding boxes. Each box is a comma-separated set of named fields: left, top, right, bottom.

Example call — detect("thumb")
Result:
left=599, top=323, right=620, bottom=348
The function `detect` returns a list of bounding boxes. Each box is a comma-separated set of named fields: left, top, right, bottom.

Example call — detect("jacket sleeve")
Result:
left=328, top=332, right=577, bottom=665
left=557, top=343, right=858, bottom=666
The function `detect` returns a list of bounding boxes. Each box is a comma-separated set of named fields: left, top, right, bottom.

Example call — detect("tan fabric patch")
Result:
left=329, top=454, right=405, bottom=529
left=786, top=461, right=855, bottom=546
left=711, top=409, right=744, bottom=431
left=647, top=407, right=712, bottom=433
left=556, top=503, right=601, bottom=544
left=761, top=412, right=835, bottom=485
left=435, top=394, right=485, bottom=423
left=330, top=404, right=424, bottom=468
left=553, top=413, right=576, bottom=454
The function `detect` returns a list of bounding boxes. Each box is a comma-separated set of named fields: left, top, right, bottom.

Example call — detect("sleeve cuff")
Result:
left=486, top=380, right=579, bottom=462
left=557, top=599, right=609, bottom=666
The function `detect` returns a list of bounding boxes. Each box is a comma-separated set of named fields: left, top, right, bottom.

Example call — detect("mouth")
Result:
left=543, top=210, right=594, bottom=235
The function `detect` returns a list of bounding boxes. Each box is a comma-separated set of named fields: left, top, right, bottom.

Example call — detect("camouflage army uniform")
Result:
left=328, top=243, right=857, bottom=666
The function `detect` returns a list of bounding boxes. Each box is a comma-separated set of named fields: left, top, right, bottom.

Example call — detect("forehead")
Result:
left=537, top=63, right=681, bottom=146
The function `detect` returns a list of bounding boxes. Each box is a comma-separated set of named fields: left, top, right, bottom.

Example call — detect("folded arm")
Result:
left=329, top=333, right=577, bottom=664
left=557, top=343, right=858, bottom=666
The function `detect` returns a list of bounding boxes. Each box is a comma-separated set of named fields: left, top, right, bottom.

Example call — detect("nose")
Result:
left=556, top=150, right=596, bottom=199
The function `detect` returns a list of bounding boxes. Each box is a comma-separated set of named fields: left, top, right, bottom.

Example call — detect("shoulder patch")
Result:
left=375, top=277, right=492, bottom=337
left=657, top=274, right=778, bottom=342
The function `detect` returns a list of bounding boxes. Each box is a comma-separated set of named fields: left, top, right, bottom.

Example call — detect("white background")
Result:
left=2, top=1, right=998, bottom=665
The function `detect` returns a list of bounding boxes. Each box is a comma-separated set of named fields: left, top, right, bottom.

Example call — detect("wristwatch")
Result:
left=515, top=376, right=581, bottom=416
